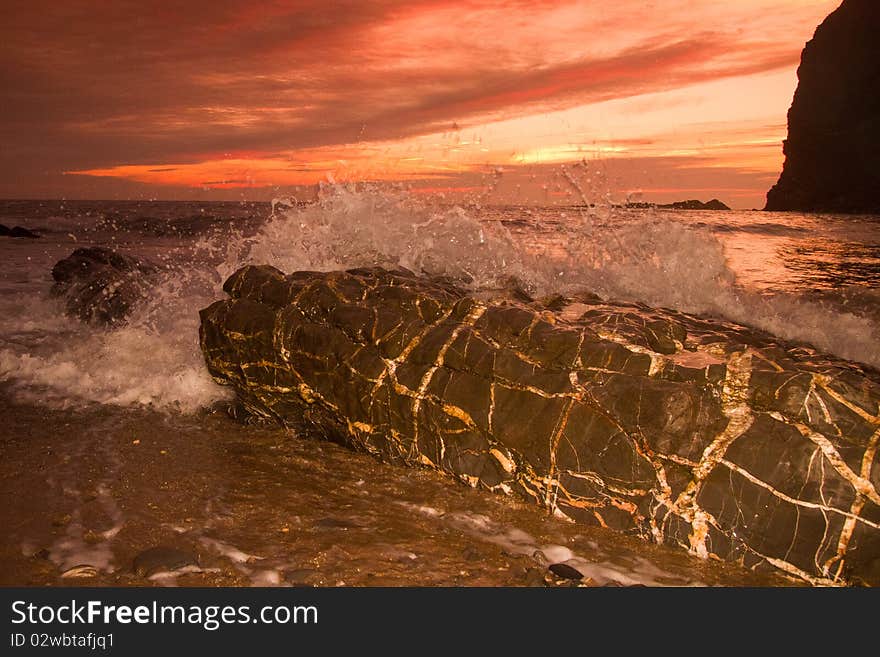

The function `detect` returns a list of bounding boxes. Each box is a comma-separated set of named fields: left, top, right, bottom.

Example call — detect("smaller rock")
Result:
left=548, top=562, right=585, bottom=580
left=132, top=546, right=198, bottom=577
left=51, top=246, right=157, bottom=325
left=60, top=564, right=98, bottom=578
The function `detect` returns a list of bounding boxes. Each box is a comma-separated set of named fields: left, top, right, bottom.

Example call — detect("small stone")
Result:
left=132, top=546, right=198, bottom=577
left=61, top=564, right=98, bottom=578
left=548, top=562, right=584, bottom=580
left=132, top=439, right=140, bottom=445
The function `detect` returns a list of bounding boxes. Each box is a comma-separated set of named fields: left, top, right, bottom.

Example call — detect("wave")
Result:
left=236, top=187, right=879, bottom=368
left=1, top=185, right=877, bottom=412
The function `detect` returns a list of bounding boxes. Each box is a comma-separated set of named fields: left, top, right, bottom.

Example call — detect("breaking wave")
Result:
left=0, top=185, right=877, bottom=412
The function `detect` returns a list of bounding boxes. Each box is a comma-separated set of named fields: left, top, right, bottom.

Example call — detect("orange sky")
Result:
left=0, top=0, right=842, bottom=207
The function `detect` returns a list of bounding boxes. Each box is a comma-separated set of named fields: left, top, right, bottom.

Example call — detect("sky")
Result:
left=0, top=0, right=842, bottom=208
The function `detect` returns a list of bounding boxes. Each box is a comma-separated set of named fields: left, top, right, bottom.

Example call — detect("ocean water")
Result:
left=1, top=189, right=878, bottom=586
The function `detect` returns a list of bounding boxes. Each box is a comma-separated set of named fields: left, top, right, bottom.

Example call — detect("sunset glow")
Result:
left=1, top=0, right=842, bottom=207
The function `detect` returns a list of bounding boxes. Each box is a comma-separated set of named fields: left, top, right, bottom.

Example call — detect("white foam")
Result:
left=48, top=510, right=116, bottom=575
left=538, top=545, right=574, bottom=563
left=198, top=537, right=264, bottom=564
left=1, top=185, right=877, bottom=413
left=247, top=187, right=879, bottom=368
left=395, top=502, right=446, bottom=518
left=439, top=511, right=704, bottom=587
left=148, top=565, right=220, bottom=587
left=250, top=569, right=283, bottom=587
left=0, top=250, right=231, bottom=412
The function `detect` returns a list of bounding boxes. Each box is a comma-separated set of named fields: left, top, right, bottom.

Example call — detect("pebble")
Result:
left=61, top=564, right=98, bottom=578
left=132, top=546, right=198, bottom=577
left=548, top=562, right=585, bottom=580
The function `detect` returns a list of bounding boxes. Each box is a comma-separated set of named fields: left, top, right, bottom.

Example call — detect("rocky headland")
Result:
left=765, top=0, right=880, bottom=213
left=626, top=199, right=730, bottom=211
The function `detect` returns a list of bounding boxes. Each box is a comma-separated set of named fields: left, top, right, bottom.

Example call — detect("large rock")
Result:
left=200, top=265, right=880, bottom=585
left=51, top=247, right=157, bottom=325
left=765, top=0, right=880, bottom=213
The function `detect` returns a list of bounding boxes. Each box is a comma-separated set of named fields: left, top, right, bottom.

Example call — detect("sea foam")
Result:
left=1, top=185, right=877, bottom=413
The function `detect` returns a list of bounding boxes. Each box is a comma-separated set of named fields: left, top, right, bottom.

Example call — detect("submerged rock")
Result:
left=765, top=0, right=880, bottom=213
left=200, top=265, right=880, bottom=585
left=51, top=247, right=157, bottom=325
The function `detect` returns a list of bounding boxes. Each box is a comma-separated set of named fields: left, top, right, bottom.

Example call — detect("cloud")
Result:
left=0, top=0, right=841, bottom=198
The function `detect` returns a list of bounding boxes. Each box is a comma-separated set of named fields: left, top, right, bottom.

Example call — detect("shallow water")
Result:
left=1, top=192, right=878, bottom=586
left=0, top=386, right=788, bottom=587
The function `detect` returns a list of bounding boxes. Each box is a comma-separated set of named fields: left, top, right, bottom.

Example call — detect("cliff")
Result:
left=765, top=0, right=880, bottom=213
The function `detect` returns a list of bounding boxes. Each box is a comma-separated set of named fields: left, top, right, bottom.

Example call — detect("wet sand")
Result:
left=0, top=385, right=791, bottom=587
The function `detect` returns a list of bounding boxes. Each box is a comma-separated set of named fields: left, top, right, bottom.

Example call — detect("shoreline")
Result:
left=0, top=385, right=792, bottom=587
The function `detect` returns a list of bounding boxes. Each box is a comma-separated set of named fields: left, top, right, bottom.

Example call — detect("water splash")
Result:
left=1, top=185, right=877, bottom=412
left=236, top=186, right=879, bottom=367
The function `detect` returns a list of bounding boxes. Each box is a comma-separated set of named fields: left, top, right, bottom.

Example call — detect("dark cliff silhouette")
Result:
left=765, top=0, right=880, bottom=213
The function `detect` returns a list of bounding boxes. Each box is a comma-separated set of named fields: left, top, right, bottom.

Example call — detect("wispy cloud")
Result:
left=0, top=0, right=841, bottom=204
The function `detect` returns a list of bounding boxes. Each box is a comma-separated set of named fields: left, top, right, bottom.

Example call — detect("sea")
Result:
left=1, top=187, right=878, bottom=587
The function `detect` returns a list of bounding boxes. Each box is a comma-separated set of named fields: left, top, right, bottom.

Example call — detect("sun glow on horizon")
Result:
left=11, top=0, right=841, bottom=207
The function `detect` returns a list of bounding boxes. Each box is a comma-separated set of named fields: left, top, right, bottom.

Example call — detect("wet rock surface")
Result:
left=51, top=246, right=157, bottom=325
left=765, top=0, right=880, bottom=213
left=200, top=265, right=880, bottom=585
